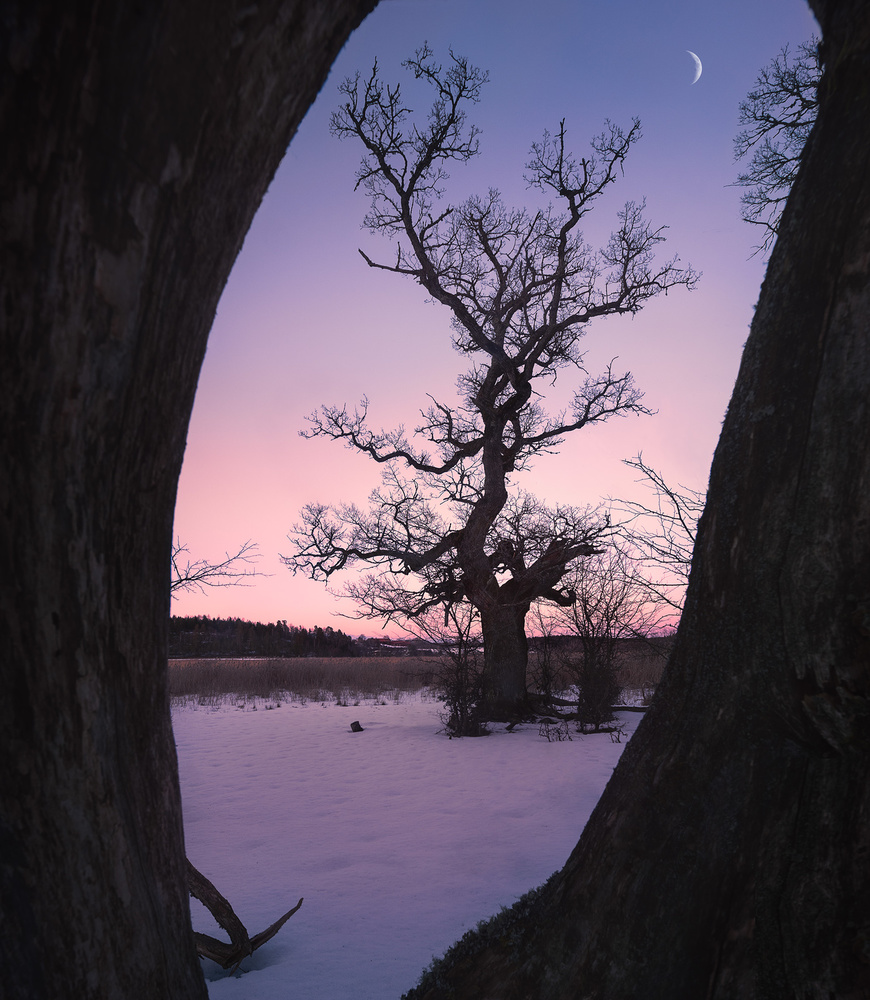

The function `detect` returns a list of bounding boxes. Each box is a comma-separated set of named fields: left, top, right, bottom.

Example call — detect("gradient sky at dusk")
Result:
left=172, top=0, right=817, bottom=633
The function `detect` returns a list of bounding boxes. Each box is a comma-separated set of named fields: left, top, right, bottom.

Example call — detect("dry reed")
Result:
left=170, top=639, right=670, bottom=709
left=169, top=655, right=440, bottom=707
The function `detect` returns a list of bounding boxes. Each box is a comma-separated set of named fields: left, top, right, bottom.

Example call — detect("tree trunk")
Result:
left=402, top=2, right=870, bottom=997
left=480, top=603, right=530, bottom=719
left=0, top=3, right=374, bottom=998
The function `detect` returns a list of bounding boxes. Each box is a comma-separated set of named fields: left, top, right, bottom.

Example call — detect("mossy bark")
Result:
left=403, top=1, right=870, bottom=996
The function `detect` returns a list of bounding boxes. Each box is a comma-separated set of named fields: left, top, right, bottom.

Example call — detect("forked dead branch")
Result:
left=186, top=859, right=303, bottom=972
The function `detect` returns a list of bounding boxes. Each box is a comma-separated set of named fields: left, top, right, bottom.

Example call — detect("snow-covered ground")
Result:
left=173, top=696, right=642, bottom=999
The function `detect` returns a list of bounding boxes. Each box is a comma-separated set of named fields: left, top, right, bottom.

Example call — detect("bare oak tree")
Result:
left=6, top=1, right=866, bottom=995
left=401, top=1, right=870, bottom=994
left=284, top=48, right=697, bottom=718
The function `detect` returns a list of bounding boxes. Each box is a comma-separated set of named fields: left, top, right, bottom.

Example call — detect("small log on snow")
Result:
left=186, top=858, right=303, bottom=970
left=350, top=720, right=364, bottom=732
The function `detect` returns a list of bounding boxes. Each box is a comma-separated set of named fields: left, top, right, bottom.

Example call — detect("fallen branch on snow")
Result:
left=186, top=858, right=303, bottom=970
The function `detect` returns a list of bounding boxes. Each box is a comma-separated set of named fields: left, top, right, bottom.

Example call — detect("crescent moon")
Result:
left=687, top=50, right=702, bottom=85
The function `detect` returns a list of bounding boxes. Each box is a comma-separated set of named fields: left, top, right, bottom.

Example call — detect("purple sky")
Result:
left=172, top=0, right=817, bottom=633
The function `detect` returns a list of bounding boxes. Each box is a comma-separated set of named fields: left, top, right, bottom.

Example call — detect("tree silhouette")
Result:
left=733, top=37, right=820, bottom=255
left=170, top=538, right=264, bottom=594
left=284, top=47, right=697, bottom=718
left=401, top=2, right=870, bottom=993
left=0, top=2, right=375, bottom=995
left=614, top=454, right=704, bottom=618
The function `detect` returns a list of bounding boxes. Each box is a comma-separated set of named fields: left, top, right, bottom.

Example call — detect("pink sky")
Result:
left=172, top=0, right=817, bottom=633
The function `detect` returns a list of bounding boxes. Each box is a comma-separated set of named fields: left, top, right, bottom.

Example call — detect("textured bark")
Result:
left=480, top=603, right=531, bottom=719
left=0, top=2, right=375, bottom=998
left=403, top=1, right=870, bottom=997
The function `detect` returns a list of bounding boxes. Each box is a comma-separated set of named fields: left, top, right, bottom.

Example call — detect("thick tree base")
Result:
left=403, top=667, right=870, bottom=999
left=0, top=2, right=376, bottom=997
left=479, top=695, right=535, bottom=725
left=402, top=2, right=870, bottom=993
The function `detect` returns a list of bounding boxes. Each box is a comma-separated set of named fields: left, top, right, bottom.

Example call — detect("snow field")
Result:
left=173, top=698, right=641, bottom=999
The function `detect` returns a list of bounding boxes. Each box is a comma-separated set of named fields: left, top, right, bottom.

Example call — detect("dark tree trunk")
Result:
left=403, top=1, right=870, bottom=997
left=480, top=603, right=530, bottom=719
left=0, top=2, right=374, bottom=998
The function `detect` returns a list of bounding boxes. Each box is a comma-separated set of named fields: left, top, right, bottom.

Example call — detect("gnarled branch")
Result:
left=186, top=859, right=303, bottom=971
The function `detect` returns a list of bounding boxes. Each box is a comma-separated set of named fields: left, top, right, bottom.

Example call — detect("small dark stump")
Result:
left=350, top=721, right=364, bottom=732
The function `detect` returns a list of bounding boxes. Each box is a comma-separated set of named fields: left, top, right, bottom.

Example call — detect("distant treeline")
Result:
left=169, top=616, right=362, bottom=659
left=168, top=615, right=675, bottom=660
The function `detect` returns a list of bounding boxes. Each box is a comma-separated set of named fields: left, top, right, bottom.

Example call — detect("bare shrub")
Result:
left=526, top=607, right=571, bottom=710
left=435, top=643, right=487, bottom=738
left=539, top=718, right=574, bottom=742
left=560, top=648, right=622, bottom=733
left=405, top=604, right=488, bottom=738
left=543, top=548, right=653, bottom=729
